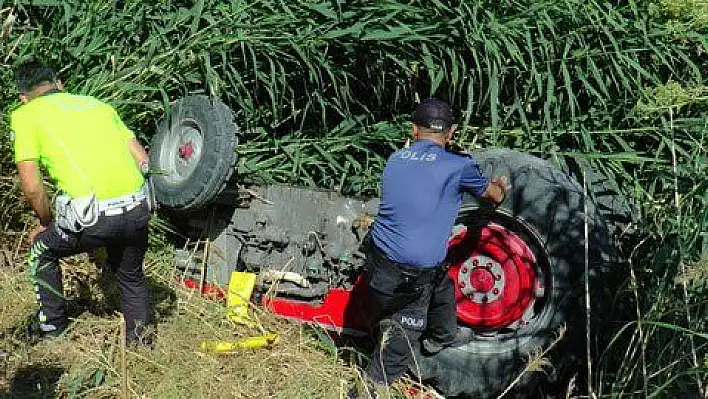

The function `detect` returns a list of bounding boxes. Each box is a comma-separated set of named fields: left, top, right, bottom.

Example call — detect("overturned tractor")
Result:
left=149, top=95, right=623, bottom=397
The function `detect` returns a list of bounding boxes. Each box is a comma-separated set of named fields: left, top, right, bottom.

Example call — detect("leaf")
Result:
left=361, top=26, right=411, bottom=41
left=307, top=325, right=338, bottom=357
left=490, top=64, right=499, bottom=130
left=303, top=2, right=338, bottom=20
left=92, top=368, right=105, bottom=387
left=189, top=0, right=205, bottom=35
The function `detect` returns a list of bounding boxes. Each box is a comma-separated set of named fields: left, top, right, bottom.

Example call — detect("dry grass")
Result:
left=0, top=231, right=376, bottom=399
left=675, top=257, right=708, bottom=289
left=0, top=232, right=443, bottom=398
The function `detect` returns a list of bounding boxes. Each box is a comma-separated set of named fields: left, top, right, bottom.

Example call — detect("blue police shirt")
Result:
left=371, top=139, right=489, bottom=268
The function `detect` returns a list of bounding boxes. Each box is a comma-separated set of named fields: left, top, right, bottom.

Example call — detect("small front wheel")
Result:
left=149, top=96, right=239, bottom=211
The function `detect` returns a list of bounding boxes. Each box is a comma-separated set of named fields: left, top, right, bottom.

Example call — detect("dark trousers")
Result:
left=28, top=201, right=152, bottom=342
left=363, top=242, right=456, bottom=385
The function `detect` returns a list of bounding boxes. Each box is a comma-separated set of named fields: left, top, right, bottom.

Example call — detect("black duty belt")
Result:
left=369, top=241, right=441, bottom=285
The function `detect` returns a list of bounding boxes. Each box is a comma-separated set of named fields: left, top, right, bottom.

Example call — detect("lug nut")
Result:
left=492, top=288, right=500, bottom=295
left=459, top=282, right=466, bottom=288
left=472, top=259, right=479, bottom=266
left=461, top=267, right=468, bottom=273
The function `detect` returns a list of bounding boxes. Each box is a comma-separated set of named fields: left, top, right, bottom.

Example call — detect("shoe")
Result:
left=347, top=378, right=385, bottom=399
left=28, top=317, right=68, bottom=341
left=126, top=323, right=155, bottom=349
left=347, top=385, right=380, bottom=399
left=347, top=386, right=379, bottom=399
left=40, top=325, right=68, bottom=339
left=422, top=327, right=472, bottom=355
left=126, top=333, right=155, bottom=349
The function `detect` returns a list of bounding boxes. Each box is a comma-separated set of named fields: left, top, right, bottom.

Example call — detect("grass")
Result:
left=0, top=0, right=705, bottom=397
left=0, top=231, right=355, bottom=399
left=0, top=227, right=445, bottom=399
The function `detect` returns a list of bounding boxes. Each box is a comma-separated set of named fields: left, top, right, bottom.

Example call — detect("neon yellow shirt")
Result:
left=11, top=92, right=144, bottom=200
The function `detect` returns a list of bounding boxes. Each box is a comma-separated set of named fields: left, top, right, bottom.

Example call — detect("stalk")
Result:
left=670, top=107, right=704, bottom=395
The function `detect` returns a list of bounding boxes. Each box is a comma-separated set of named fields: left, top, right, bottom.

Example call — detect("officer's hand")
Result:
left=491, top=176, right=510, bottom=191
left=28, top=225, right=47, bottom=245
left=489, top=176, right=510, bottom=204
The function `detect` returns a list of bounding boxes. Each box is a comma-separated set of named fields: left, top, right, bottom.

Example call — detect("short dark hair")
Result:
left=13, top=60, right=58, bottom=93
left=415, top=125, right=449, bottom=135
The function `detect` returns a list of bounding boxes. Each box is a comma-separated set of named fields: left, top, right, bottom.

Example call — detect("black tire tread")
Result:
left=150, top=95, right=239, bottom=211
left=416, top=148, right=614, bottom=397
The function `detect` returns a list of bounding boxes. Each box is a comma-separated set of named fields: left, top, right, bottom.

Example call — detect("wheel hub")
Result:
left=458, top=254, right=505, bottom=303
left=447, top=223, right=541, bottom=330
left=161, top=120, right=204, bottom=183
left=179, top=141, right=195, bottom=160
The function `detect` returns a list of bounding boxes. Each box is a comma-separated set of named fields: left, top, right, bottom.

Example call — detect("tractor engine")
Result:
left=175, top=184, right=379, bottom=300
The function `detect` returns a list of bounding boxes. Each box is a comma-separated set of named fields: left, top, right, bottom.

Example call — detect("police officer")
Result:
left=359, top=98, right=507, bottom=393
left=12, top=61, right=153, bottom=344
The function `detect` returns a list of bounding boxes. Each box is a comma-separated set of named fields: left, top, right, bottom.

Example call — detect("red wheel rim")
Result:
left=447, top=223, right=540, bottom=330
left=178, top=141, right=195, bottom=160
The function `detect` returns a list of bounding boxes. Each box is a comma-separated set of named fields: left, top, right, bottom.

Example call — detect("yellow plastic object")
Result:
left=199, top=333, right=279, bottom=353
left=227, top=271, right=257, bottom=326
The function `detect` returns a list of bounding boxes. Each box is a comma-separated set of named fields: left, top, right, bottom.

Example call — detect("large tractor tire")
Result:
left=149, top=95, right=239, bottom=211
left=415, top=148, right=619, bottom=397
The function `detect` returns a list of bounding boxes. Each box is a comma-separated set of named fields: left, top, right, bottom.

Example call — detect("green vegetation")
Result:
left=0, top=0, right=706, bottom=397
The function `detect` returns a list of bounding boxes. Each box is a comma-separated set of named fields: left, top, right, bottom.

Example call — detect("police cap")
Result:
left=411, top=98, right=455, bottom=132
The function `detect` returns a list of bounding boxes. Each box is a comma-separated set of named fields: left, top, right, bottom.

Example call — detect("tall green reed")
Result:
left=0, top=0, right=705, bottom=396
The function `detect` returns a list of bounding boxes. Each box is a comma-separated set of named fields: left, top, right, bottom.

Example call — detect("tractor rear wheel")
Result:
left=415, top=149, right=618, bottom=397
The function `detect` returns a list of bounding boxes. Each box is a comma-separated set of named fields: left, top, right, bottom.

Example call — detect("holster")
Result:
left=365, top=238, right=440, bottom=313
left=55, top=194, right=98, bottom=233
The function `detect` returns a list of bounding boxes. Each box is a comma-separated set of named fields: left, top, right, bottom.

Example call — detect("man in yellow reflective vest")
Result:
left=12, top=60, right=153, bottom=345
